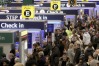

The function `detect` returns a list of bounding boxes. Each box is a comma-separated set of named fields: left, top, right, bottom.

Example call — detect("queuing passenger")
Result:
left=14, top=57, right=23, bottom=66
left=2, top=59, right=9, bottom=66
left=88, top=55, right=98, bottom=66
left=50, top=42, right=60, bottom=66
left=58, top=53, right=69, bottom=66
left=67, top=44, right=75, bottom=63
left=84, top=43, right=95, bottom=61
left=74, top=44, right=81, bottom=64
left=83, top=28, right=91, bottom=48
left=9, top=53, right=15, bottom=66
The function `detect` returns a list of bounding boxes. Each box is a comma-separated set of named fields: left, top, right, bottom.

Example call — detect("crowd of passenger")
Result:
left=0, top=14, right=99, bottom=66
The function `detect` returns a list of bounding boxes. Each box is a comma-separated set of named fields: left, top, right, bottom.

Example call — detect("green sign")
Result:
left=0, top=33, right=13, bottom=43
left=23, top=0, right=34, bottom=5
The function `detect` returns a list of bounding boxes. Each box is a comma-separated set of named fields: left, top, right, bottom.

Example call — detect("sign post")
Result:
left=22, top=6, right=35, bottom=18
left=50, top=0, right=61, bottom=11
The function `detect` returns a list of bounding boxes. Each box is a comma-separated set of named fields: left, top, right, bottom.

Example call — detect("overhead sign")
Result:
left=6, top=9, right=78, bottom=15
left=68, top=0, right=77, bottom=6
left=7, top=1, right=98, bottom=7
left=82, top=0, right=88, bottom=2
left=0, top=22, right=45, bottom=30
left=50, top=1, right=61, bottom=11
left=0, top=33, right=13, bottom=43
left=0, top=14, right=65, bottom=20
left=22, top=6, right=35, bottom=18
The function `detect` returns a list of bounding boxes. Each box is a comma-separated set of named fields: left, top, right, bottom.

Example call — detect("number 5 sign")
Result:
left=50, top=1, right=61, bottom=11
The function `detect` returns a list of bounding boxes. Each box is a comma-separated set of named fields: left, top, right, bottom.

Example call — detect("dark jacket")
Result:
left=0, top=58, right=9, bottom=66
left=85, top=47, right=94, bottom=61
left=37, top=56, right=45, bottom=66
left=55, top=34, right=62, bottom=44
left=74, top=48, right=81, bottom=64
left=51, top=46, right=60, bottom=66
left=9, top=58, right=15, bottom=66
left=43, top=44, right=51, bottom=56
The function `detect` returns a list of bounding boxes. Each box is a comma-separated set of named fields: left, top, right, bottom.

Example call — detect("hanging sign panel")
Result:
left=82, top=0, right=88, bottom=2
left=0, top=14, right=65, bottom=20
left=22, top=6, right=35, bottom=18
left=50, top=1, right=61, bottom=11
left=0, top=21, right=45, bottom=30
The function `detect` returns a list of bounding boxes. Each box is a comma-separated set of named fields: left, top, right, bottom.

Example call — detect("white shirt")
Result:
left=83, top=32, right=91, bottom=45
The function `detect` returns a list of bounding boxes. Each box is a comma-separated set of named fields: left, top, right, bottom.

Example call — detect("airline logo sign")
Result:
left=50, top=0, right=61, bottom=11
left=22, top=6, right=35, bottom=18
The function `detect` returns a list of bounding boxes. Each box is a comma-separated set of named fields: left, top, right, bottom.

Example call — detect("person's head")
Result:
left=52, top=42, right=56, bottom=48
left=25, top=60, right=37, bottom=66
left=62, top=53, right=67, bottom=61
left=1, top=53, right=6, bottom=58
left=15, top=57, right=20, bottom=63
left=62, top=38, right=66, bottom=44
left=69, top=43, right=74, bottom=49
left=79, top=57, right=84, bottom=64
left=92, top=31, right=96, bottom=36
left=43, top=40, right=47, bottom=46
left=88, top=55, right=94, bottom=61
left=96, top=61, right=99, bottom=66
left=38, top=51, right=44, bottom=58
left=88, top=43, right=92, bottom=48
left=10, top=49, right=15, bottom=55
left=14, top=63, right=24, bottom=66
left=57, top=29, right=59, bottom=33
left=2, top=59, right=9, bottom=66
left=45, top=56, right=50, bottom=63
left=36, top=42, right=40, bottom=46
left=85, top=28, right=89, bottom=32
left=68, top=63, right=74, bottom=66
left=62, top=28, right=66, bottom=32
left=96, top=49, right=99, bottom=54
left=72, top=29, right=76, bottom=35
left=76, top=44, right=80, bottom=49
left=8, top=53, right=14, bottom=60
left=68, top=21, right=70, bottom=25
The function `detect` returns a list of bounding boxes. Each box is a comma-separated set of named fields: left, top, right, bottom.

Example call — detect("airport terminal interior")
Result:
left=0, top=0, right=99, bottom=66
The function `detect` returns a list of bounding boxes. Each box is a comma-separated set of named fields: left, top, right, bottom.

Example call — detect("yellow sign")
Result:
left=22, top=6, right=35, bottom=18
left=50, top=1, right=61, bottom=11
left=82, top=0, right=88, bottom=2
left=68, top=0, right=77, bottom=6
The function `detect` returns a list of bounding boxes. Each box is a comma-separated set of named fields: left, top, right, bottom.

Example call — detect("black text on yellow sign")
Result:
left=22, top=6, right=35, bottom=18
left=50, top=1, right=61, bottom=11
left=82, top=0, right=88, bottom=2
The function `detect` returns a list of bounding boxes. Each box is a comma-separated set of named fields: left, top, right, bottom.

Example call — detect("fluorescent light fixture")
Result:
left=48, top=20, right=61, bottom=24
left=34, top=4, right=40, bottom=7
left=0, top=12, right=5, bottom=14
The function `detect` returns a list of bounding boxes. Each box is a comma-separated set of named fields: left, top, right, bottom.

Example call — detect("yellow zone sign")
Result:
left=22, top=6, right=35, bottom=18
left=50, top=1, right=61, bottom=11
left=82, top=0, right=88, bottom=2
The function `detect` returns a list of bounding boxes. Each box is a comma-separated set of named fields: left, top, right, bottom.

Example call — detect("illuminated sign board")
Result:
left=0, top=21, right=45, bottom=30
left=0, top=14, right=65, bottom=20
left=7, top=2, right=96, bottom=7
